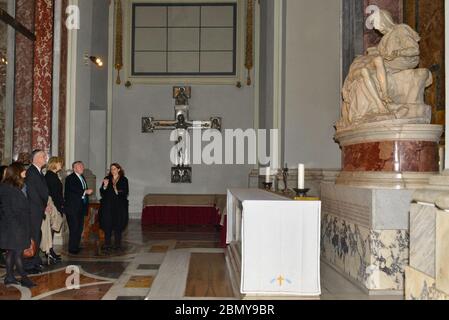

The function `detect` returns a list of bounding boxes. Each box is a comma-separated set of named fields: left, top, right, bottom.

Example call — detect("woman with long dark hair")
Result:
left=0, top=163, right=36, bottom=287
left=99, top=163, right=129, bottom=252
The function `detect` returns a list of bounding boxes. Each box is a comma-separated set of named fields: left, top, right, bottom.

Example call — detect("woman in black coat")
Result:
left=44, top=156, right=65, bottom=263
left=0, top=163, right=36, bottom=288
left=99, top=163, right=129, bottom=251
left=0, top=165, right=8, bottom=268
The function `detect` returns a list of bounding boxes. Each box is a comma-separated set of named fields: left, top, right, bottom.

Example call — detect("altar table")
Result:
left=226, top=189, right=321, bottom=297
left=141, top=194, right=226, bottom=226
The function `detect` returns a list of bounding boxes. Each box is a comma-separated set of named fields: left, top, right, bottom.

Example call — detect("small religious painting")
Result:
left=171, top=166, right=192, bottom=184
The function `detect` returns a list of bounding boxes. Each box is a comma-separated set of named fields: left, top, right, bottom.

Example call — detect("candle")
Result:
left=298, top=164, right=305, bottom=189
left=265, top=167, right=270, bottom=183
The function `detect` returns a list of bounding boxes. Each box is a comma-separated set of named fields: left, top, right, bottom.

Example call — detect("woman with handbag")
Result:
left=99, top=163, right=129, bottom=252
left=44, top=156, right=65, bottom=263
left=0, top=163, right=36, bottom=288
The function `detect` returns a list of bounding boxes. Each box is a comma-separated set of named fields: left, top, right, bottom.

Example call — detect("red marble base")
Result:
left=342, top=141, right=439, bottom=172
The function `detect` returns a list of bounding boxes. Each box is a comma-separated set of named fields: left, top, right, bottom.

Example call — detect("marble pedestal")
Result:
left=327, top=123, right=444, bottom=295
left=335, top=123, right=443, bottom=188
left=321, top=183, right=412, bottom=294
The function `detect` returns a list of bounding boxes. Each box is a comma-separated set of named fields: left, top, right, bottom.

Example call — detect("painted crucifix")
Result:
left=142, top=87, right=222, bottom=183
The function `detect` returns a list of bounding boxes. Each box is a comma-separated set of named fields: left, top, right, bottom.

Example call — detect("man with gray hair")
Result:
left=64, top=161, right=93, bottom=254
left=24, top=149, right=49, bottom=273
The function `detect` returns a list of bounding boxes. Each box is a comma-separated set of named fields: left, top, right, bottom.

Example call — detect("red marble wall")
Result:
left=404, top=0, right=445, bottom=126
left=364, top=0, right=403, bottom=50
left=13, top=0, right=35, bottom=161
left=59, top=0, right=68, bottom=161
left=0, top=3, right=7, bottom=163
left=32, top=0, right=54, bottom=153
left=342, top=141, right=439, bottom=172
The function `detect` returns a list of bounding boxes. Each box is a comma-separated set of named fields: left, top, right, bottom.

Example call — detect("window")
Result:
left=131, top=2, right=237, bottom=76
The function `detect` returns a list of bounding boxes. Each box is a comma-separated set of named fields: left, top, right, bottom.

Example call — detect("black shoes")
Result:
left=4, top=276, right=20, bottom=287
left=20, top=276, right=36, bottom=288
left=26, top=266, right=43, bottom=275
left=4, top=276, right=36, bottom=288
left=46, top=248, right=62, bottom=265
left=50, top=248, right=62, bottom=260
left=101, top=244, right=112, bottom=254
left=45, top=254, right=59, bottom=266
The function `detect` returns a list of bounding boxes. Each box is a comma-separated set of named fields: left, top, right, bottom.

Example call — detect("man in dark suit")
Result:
left=25, top=149, right=49, bottom=272
left=65, top=161, right=93, bottom=254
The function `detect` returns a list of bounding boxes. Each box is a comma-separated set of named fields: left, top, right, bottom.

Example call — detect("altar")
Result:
left=226, top=189, right=321, bottom=298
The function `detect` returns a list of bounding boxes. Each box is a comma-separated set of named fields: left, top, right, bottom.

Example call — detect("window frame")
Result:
left=124, top=0, right=245, bottom=85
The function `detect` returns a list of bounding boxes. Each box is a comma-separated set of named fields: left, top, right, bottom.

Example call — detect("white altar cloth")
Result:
left=227, top=189, right=321, bottom=296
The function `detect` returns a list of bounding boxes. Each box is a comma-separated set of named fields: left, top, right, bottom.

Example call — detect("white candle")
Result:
left=298, top=164, right=305, bottom=189
left=265, top=167, right=271, bottom=183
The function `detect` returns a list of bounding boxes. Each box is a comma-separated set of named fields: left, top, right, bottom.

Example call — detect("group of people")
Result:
left=0, top=150, right=129, bottom=288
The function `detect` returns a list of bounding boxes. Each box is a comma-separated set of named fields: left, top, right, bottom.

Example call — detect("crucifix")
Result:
left=142, top=86, right=222, bottom=183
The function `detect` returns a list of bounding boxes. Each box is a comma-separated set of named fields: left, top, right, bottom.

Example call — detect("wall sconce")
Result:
left=0, top=57, right=7, bottom=65
left=84, top=53, right=103, bottom=67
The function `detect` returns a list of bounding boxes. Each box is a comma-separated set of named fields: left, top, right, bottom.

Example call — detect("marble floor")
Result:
left=0, top=220, right=403, bottom=300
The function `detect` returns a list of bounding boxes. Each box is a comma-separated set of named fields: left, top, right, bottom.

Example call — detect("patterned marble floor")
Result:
left=0, top=220, right=403, bottom=300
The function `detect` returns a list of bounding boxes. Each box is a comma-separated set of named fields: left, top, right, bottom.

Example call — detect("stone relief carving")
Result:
left=337, top=9, right=433, bottom=130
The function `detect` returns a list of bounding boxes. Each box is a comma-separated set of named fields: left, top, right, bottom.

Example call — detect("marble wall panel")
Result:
left=321, top=183, right=372, bottom=228
left=436, top=210, right=449, bottom=295
left=373, top=189, right=413, bottom=230
left=405, top=266, right=449, bottom=300
left=321, top=213, right=409, bottom=291
left=410, top=204, right=436, bottom=277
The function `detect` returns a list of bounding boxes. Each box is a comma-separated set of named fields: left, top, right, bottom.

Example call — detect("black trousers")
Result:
left=104, top=229, right=122, bottom=247
left=66, top=204, right=86, bottom=252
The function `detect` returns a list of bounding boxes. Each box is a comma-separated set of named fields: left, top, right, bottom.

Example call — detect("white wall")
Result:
left=90, top=0, right=109, bottom=110
left=89, top=110, right=107, bottom=198
left=283, top=0, right=342, bottom=169
left=112, top=84, right=255, bottom=215
left=73, top=0, right=108, bottom=180
left=259, top=0, right=275, bottom=131
left=74, top=0, right=93, bottom=164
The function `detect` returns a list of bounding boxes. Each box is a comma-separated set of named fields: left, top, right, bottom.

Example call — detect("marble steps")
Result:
left=229, top=242, right=241, bottom=267
left=225, top=242, right=242, bottom=298
left=227, top=243, right=241, bottom=279
left=225, top=253, right=241, bottom=299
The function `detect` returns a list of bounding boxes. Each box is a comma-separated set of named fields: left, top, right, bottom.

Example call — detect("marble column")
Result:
left=0, top=5, right=7, bottom=163
left=13, top=0, right=35, bottom=161
left=32, top=0, right=54, bottom=153
left=446, top=0, right=449, bottom=170
left=58, top=0, right=68, bottom=160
